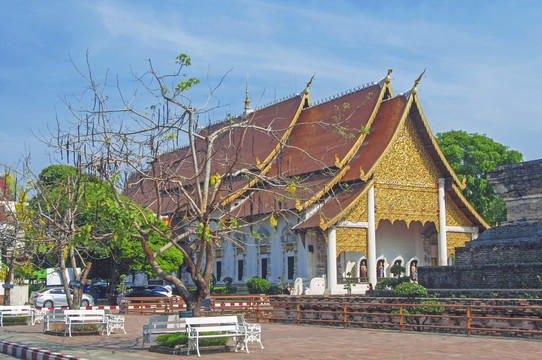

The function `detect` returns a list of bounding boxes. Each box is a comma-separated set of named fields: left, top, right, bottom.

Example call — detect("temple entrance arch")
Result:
left=337, top=250, right=365, bottom=283
left=390, top=256, right=405, bottom=277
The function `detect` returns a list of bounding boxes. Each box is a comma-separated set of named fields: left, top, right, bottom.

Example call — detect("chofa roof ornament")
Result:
left=304, top=73, right=315, bottom=95
left=411, top=68, right=426, bottom=95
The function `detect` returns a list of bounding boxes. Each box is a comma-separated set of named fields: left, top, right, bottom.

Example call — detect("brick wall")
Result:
left=418, top=263, right=542, bottom=289
left=269, top=296, right=542, bottom=337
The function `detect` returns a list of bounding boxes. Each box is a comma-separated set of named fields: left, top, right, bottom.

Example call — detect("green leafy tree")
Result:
left=27, top=165, right=183, bottom=308
left=436, top=130, right=523, bottom=226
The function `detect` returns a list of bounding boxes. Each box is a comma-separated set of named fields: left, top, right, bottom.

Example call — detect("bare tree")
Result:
left=42, top=53, right=372, bottom=314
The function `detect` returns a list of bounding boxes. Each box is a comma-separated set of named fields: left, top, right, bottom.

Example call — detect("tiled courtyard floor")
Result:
left=1, top=314, right=542, bottom=359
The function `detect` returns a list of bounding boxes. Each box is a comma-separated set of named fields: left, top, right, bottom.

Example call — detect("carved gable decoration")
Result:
left=447, top=232, right=471, bottom=256
left=336, top=227, right=367, bottom=255
left=374, top=116, right=440, bottom=228
left=335, top=187, right=368, bottom=255
left=445, top=193, right=474, bottom=227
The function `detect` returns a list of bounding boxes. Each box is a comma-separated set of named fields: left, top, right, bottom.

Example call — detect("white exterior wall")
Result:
left=214, top=213, right=311, bottom=286
left=375, top=220, right=426, bottom=276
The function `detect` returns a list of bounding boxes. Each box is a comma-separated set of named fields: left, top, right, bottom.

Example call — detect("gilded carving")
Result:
left=372, top=116, right=441, bottom=228
left=375, top=116, right=440, bottom=187
left=446, top=193, right=473, bottom=227
left=335, top=188, right=368, bottom=255
left=447, top=232, right=471, bottom=256
left=336, top=227, right=367, bottom=255
left=342, top=192, right=368, bottom=223
left=375, top=184, right=438, bottom=228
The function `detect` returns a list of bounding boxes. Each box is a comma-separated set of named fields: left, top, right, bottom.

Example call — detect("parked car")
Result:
left=146, top=285, right=173, bottom=297
left=124, top=286, right=168, bottom=298
left=32, top=287, right=95, bottom=308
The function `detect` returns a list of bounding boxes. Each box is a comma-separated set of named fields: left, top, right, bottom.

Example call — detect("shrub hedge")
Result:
left=155, top=332, right=229, bottom=347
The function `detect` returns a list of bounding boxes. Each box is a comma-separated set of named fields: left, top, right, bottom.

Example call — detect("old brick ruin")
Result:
left=419, top=159, right=542, bottom=290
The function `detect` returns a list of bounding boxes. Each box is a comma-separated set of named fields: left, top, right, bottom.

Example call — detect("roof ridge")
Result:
left=254, top=92, right=301, bottom=111
left=309, top=81, right=377, bottom=108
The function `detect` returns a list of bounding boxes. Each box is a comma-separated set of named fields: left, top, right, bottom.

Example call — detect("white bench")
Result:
left=105, top=309, right=125, bottom=336
left=64, top=309, right=107, bottom=337
left=185, top=316, right=247, bottom=357
left=31, top=308, right=48, bottom=326
left=43, top=309, right=65, bottom=332
left=0, top=306, right=32, bottom=327
left=236, top=315, right=264, bottom=350
left=142, top=315, right=187, bottom=348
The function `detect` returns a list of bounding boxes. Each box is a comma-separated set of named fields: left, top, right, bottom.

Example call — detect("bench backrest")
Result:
left=185, top=315, right=238, bottom=327
left=64, top=309, right=105, bottom=317
left=149, top=315, right=186, bottom=329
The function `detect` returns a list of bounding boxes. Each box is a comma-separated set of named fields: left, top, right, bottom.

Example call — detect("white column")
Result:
left=438, top=178, right=447, bottom=266
left=367, top=185, right=377, bottom=286
left=326, top=227, right=337, bottom=292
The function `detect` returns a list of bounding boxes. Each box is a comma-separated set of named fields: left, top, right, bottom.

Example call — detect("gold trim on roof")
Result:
left=410, top=94, right=465, bottom=189
left=295, top=165, right=350, bottom=211
left=450, top=183, right=490, bottom=229
left=335, top=75, right=392, bottom=169
left=320, top=178, right=375, bottom=231
left=219, top=163, right=272, bottom=206
left=445, top=192, right=473, bottom=227
left=360, top=91, right=414, bottom=182
left=298, top=72, right=391, bottom=215
left=220, top=85, right=311, bottom=207
left=257, top=92, right=309, bottom=171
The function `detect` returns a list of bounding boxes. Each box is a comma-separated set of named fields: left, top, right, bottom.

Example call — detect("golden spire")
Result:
left=304, top=73, right=315, bottom=95
left=411, top=68, right=426, bottom=95
left=244, top=74, right=252, bottom=115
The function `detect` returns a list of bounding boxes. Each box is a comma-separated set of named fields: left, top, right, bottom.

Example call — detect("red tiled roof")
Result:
left=343, top=95, right=407, bottom=181
left=266, top=84, right=382, bottom=177
left=229, top=172, right=337, bottom=218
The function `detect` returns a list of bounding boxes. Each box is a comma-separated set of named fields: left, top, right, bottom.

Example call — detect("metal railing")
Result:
left=261, top=300, right=542, bottom=337
left=119, top=295, right=542, bottom=338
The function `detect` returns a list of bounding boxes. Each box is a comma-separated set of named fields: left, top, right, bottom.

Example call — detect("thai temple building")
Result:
left=126, top=70, right=489, bottom=294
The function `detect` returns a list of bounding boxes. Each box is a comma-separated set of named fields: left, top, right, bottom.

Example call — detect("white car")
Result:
left=32, top=287, right=94, bottom=308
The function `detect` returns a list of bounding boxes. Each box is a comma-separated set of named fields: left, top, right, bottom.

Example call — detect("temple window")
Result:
left=261, top=257, right=268, bottom=280
left=237, top=259, right=244, bottom=282
left=287, top=256, right=295, bottom=280
left=216, top=260, right=222, bottom=282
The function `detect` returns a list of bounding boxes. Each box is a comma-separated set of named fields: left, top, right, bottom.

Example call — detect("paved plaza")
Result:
left=1, top=314, right=542, bottom=359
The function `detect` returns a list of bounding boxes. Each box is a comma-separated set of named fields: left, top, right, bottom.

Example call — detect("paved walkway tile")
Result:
left=1, top=314, right=542, bottom=359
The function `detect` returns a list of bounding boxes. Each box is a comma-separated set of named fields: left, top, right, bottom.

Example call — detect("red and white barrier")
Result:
left=0, top=340, right=84, bottom=360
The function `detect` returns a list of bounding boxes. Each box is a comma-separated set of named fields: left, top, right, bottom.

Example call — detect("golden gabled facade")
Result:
left=130, top=70, right=489, bottom=294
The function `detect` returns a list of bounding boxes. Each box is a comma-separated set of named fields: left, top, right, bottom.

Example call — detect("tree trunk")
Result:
left=3, top=253, right=15, bottom=306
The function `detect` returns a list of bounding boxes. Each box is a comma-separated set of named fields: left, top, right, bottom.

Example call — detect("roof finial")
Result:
left=385, top=69, right=392, bottom=84
left=412, top=68, right=426, bottom=95
left=304, top=73, right=315, bottom=95
left=244, top=74, right=253, bottom=115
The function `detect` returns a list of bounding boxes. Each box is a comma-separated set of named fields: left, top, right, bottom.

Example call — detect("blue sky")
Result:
left=1, top=0, right=541, bottom=175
